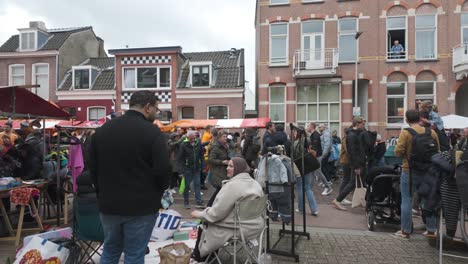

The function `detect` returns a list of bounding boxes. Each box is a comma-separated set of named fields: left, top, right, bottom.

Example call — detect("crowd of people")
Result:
left=2, top=89, right=468, bottom=262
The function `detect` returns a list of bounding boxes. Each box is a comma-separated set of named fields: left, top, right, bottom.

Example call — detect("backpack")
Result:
left=405, top=127, right=438, bottom=168
left=328, top=143, right=339, bottom=162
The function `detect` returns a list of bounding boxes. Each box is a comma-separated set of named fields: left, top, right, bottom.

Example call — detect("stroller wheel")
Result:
left=367, top=211, right=376, bottom=231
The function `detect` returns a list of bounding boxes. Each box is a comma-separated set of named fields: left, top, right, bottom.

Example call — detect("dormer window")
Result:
left=19, top=29, right=49, bottom=51
left=190, top=62, right=212, bottom=87
left=72, top=66, right=98, bottom=90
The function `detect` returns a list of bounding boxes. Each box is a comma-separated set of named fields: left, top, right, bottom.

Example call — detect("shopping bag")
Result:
left=15, top=236, right=69, bottom=264
left=178, top=177, right=186, bottom=195
left=352, top=173, right=366, bottom=208
left=158, top=243, right=192, bottom=264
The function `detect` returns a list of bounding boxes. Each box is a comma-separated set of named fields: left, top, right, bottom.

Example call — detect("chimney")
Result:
left=29, top=21, right=47, bottom=31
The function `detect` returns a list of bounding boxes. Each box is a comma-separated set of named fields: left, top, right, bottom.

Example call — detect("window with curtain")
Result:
left=124, top=68, right=136, bottom=88
left=88, top=107, right=106, bottom=121
left=33, top=64, right=49, bottom=100
left=339, top=18, right=357, bottom=62
left=20, top=32, right=35, bottom=50
left=270, top=86, right=285, bottom=123
left=461, top=13, right=468, bottom=44
left=415, top=15, right=436, bottom=59
left=9, top=65, right=25, bottom=86
left=296, top=83, right=340, bottom=132
left=386, top=82, right=406, bottom=124
left=270, top=23, right=288, bottom=65
left=123, top=67, right=170, bottom=89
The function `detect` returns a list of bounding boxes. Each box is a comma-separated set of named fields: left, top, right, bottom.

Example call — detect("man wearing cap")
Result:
left=89, top=90, right=170, bottom=263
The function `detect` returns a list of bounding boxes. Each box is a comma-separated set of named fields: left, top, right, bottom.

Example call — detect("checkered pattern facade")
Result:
left=121, top=90, right=172, bottom=104
left=121, top=56, right=171, bottom=65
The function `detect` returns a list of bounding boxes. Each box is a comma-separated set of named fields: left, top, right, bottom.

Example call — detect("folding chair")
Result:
left=206, top=195, right=268, bottom=264
left=72, top=195, right=104, bottom=264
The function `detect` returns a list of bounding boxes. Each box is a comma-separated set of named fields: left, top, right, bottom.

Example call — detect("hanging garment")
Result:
left=68, top=142, right=84, bottom=192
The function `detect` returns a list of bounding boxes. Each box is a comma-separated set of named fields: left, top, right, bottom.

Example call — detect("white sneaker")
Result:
left=341, top=199, right=352, bottom=205
left=321, top=187, right=333, bottom=196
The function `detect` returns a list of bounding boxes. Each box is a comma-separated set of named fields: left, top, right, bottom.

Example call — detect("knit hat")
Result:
left=231, top=157, right=250, bottom=176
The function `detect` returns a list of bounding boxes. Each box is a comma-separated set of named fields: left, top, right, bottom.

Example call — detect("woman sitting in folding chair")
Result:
left=190, top=157, right=265, bottom=262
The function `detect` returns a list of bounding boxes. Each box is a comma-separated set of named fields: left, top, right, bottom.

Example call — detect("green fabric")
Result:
left=179, top=177, right=186, bottom=195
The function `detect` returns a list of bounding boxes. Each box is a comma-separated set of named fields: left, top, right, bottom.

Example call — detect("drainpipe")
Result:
left=55, top=54, right=59, bottom=102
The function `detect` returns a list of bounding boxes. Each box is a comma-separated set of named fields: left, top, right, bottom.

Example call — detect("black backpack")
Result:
left=405, top=127, right=438, bottom=168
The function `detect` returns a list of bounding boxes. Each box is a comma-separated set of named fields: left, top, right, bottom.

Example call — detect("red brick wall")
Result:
left=176, top=96, right=243, bottom=120
left=56, top=99, right=114, bottom=121
left=256, top=0, right=464, bottom=138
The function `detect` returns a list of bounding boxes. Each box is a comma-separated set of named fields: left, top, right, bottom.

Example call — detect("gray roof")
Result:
left=177, top=49, right=245, bottom=88
left=0, top=27, right=92, bottom=52
left=109, top=46, right=182, bottom=55
left=58, top=57, right=115, bottom=91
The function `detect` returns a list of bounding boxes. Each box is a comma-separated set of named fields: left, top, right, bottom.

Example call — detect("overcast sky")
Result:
left=0, top=0, right=256, bottom=109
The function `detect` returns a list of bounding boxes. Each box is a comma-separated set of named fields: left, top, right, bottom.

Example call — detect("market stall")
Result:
left=156, top=117, right=271, bottom=132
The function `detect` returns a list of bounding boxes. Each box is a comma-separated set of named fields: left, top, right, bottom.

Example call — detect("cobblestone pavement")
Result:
left=268, top=226, right=468, bottom=264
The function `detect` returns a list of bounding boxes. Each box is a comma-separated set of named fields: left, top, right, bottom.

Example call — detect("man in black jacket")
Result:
left=89, top=90, right=170, bottom=264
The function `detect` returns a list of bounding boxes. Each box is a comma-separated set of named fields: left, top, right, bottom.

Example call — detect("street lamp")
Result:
left=354, top=31, right=363, bottom=117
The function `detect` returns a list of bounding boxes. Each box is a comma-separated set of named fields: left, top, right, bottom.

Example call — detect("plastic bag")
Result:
left=15, top=236, right=69, bottom=264
left=178, top=177, right=185, bottom=195
left=158, top=243, right=192, bottom=264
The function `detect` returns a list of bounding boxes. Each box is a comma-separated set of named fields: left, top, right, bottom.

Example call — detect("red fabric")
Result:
left=0, top=86, right=70, bottom=119
left=10, top=188, right=40, bottom=205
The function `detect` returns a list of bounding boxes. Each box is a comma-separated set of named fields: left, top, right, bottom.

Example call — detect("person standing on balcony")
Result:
left=390, top=40, right=404, bottom=59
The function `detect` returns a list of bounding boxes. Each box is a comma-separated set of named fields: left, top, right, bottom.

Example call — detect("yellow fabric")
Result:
left=394, top=124, right=440, bottom=172
left=201, top=131, right=212, bottom=143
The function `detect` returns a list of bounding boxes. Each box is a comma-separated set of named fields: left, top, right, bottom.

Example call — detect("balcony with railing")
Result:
left=293, top=48, right=339, bottom=77
left=453, top=44, right=468, bottom=80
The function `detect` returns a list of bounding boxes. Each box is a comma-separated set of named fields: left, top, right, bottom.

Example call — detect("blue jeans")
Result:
left=400, top=171, right=437, bottom=233
left=296, top=172, right=318, bottom=213
left=184, top=168, right=201, bottom=204
left=100, top=213, right=157, bottom=264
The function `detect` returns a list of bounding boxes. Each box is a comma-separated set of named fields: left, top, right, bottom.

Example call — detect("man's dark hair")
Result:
left=266, top=122, right=274, bottom=130
left=275, top=124, right=284, bottom=132
left=406, top=109, right=420, bottom=123
left=129, top=90, right=159, bottom=108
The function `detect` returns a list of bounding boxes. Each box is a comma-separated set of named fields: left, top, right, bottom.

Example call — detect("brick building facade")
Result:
left=256, top=0, right=468, bottom=137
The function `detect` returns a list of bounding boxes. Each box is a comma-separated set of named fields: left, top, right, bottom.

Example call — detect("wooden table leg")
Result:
left=15, top=206, right=25, bottom=247
left=0, top=199, right=14, bottom=236
left=30, top=198, right=44, bottom=231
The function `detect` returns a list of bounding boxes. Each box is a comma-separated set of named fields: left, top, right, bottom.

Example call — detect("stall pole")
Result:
left=55, top=129, right=62, bottom=226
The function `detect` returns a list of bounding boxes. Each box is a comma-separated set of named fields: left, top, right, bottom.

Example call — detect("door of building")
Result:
left=302, top=33, right=324, bottom=69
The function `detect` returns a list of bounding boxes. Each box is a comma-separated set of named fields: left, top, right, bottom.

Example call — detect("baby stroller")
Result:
left=365, top=166, right=401, bottom=231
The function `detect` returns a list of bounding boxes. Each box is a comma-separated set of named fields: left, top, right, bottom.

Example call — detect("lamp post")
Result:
left=354, top=31, right=363, bottom=117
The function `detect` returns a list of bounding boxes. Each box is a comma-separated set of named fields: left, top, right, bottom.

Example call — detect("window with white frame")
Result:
left=415, top=15, right=436, bottom=59
left=32, top=63, right=49, bottom=100
left=415, top=81, right=435, bottom=108
left=181, top=107, right=194, bottom=119
left=192, top=65, right=210, bottom=87
left=270, top=23, right=288, bottom=65
left=20, top=32, right=35, bottom=50
left=270, top=0, right=288, bottom=5
left=338, top=18, right=358, bottom=62
left=123, top=67, right=171, bottom=89
left=88, top=107, right=106, bottom=121
left=9, top=65, right=25, bottom=86
left=296, top=83, right=340, bottom=132
left=74, top=69, right=90, bottom=89
left=386, top=82, right=406, bottom=124
left=461, top=13, right=468, bottom=44
left=269, top=86, right=285, bottom=123
left=387, top=16, right=407, bottom=60
left=208, top=106, right=228, bottom=119
left=301, top=20, right=324, bottom=64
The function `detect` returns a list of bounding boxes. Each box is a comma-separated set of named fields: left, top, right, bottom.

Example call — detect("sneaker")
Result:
left=295, top=209, right=304, bottom=214
left=311, top=211, right=319, bottom=216
left=341, top=199, right=352, bottom=205
left=331, top=199, right=347, bottom=211
left=195, top=202, right=205, bottom=209
left=392, top=230, right=410, bottom=239
left=321, top=187, right=333, bottom=196
left=423, top=231, right=436, bottom=237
